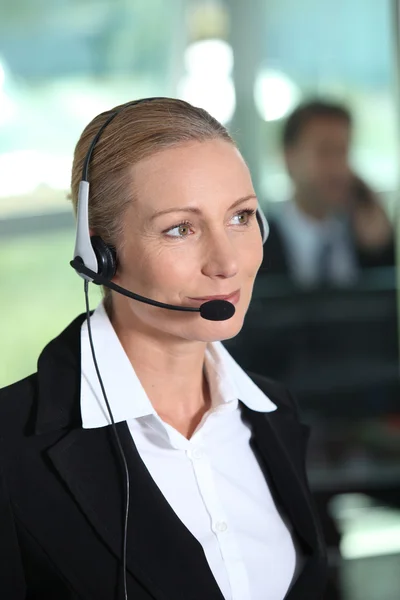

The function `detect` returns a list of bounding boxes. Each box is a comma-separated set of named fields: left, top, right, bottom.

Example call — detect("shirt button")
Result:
left=191, top=447, right=204, bottom=460
left=215, top=521, right=228, bottom=533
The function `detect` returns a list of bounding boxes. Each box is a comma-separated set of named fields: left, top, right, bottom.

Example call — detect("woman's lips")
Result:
left=187, top=289, right=241, bottom=307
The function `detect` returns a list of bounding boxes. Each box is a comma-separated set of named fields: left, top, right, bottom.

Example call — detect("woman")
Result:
left=0, top=98, right=327, bottom=599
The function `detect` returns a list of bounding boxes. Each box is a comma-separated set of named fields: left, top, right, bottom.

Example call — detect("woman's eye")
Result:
left=231, top=210, right=255, bottom=226
left=165, top=222, right=192, bottom=238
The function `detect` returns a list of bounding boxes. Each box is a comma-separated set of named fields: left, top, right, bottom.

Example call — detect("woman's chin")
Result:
left=190, top=314, right=245, bottom=343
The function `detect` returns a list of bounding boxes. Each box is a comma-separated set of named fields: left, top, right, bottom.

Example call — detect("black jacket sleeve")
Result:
left=0, top=448, right=26, bottom=599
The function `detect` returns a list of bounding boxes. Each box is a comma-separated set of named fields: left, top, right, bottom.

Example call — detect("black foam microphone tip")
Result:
left=199, top=299, right=235, bottom=321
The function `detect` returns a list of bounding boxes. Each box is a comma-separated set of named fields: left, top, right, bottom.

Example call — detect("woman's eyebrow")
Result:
left=149, top=194, right=257, bottom=221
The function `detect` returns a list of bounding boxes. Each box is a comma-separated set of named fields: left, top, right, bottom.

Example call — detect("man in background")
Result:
left=257, top=100, right=398, bottom=600
left=261, top=100, right=395, bottom=285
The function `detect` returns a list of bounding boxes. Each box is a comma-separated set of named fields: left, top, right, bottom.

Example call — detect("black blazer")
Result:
left=261, top=218, right=396, bottom=276
left=0, top=314, right=327, bottom=600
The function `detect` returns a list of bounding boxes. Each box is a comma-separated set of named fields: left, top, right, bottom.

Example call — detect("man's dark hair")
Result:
left=282, top=100, right=352, bottom=148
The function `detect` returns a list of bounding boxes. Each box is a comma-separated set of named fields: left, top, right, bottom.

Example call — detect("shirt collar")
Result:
left=284, top=199, right=344, bottom=238
left=80, top=302, right=276, bottom=429
left=204, top=341, right=276, bottom=413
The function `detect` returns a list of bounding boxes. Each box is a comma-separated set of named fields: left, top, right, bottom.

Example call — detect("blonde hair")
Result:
left=70, top=98, right=234, bottom=308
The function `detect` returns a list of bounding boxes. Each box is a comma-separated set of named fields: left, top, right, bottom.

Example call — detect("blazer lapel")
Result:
left=241, top=403, right=320, bottom=553
left=46, top=420, right=224, bottom=600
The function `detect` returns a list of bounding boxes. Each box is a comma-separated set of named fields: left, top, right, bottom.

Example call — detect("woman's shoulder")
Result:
left=0, top=313, right=86, bottom=438
left=0, top=373, right=37, bottom=404
left=0, top=374, right=38, bottom=432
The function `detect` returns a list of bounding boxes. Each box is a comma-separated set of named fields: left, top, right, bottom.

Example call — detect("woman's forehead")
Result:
left=130, top=139, right=253, bottom=211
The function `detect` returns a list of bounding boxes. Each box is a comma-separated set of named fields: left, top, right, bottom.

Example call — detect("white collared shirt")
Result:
left=277, top=200, right=358, bottom=287
left=80, top=302, right=298, bottom=600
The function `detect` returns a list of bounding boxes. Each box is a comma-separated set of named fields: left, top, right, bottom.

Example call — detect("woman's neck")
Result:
left=111, top=308, right=211, bottom=439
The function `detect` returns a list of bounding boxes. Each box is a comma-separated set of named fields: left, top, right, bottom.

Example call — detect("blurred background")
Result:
left=1, top=0, right=400, bottom=598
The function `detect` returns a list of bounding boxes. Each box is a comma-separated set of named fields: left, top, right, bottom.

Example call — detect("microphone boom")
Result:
left=70, top=259, right=235, bottom=321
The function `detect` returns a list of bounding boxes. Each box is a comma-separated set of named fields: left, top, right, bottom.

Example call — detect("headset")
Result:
left=70, top=97, right=269, bottom=599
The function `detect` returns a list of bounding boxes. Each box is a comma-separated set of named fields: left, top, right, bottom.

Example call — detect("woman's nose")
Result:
left=201, top=232, right=239, bottom=279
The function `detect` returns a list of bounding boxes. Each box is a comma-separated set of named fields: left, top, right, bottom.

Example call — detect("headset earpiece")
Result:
left=256, top=207, right=269, bottom=244
left=90, top=236, right=117, bottom=281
